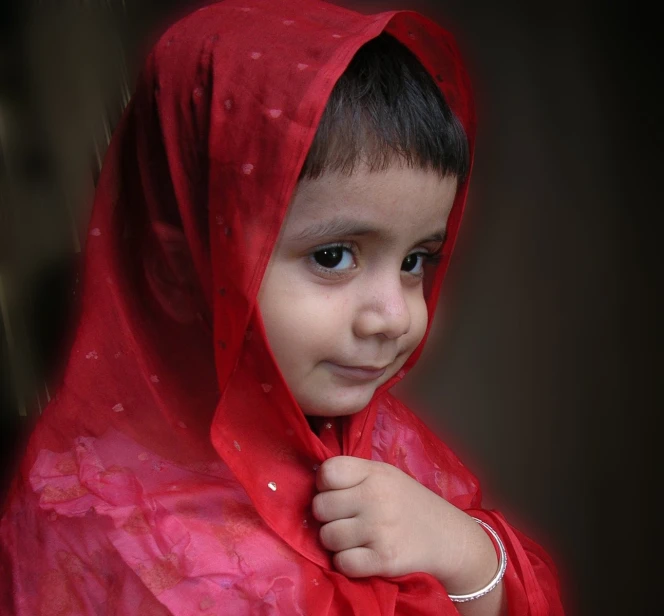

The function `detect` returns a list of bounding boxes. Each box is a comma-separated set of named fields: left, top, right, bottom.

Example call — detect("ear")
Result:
left=143, top=222, right=200, bottom=324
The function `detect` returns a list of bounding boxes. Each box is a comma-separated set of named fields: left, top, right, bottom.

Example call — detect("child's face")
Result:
left=258, top=164, right=457, bottom=417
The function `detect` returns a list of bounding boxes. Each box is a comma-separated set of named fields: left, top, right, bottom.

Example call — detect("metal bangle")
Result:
left=448, top=517, right=508, bottom=603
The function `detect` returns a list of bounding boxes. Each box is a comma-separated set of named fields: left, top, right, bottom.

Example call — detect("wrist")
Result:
left=432, top=512, right=500, bottom=595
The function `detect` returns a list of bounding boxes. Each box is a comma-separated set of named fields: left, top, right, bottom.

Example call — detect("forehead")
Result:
left=284, top=165, right=457, bottom=241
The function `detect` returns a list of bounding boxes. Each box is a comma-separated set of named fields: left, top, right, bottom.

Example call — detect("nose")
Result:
left=353, top=272, right=411, bottom=340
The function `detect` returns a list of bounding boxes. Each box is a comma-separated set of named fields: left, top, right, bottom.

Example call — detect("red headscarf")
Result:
left=1, top=0, right=563, bottom=614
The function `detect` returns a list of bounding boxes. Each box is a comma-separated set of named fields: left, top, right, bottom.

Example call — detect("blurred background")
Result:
left=0, top=1, right=659, bottom=614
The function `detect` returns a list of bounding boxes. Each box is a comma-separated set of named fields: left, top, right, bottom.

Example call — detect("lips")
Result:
left=328, top=363, right=388, bottom=382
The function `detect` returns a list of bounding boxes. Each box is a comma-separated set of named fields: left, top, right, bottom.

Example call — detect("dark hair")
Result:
left=300, top=33, right=469, bottom=182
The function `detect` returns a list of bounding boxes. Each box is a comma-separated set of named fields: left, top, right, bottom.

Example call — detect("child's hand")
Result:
left=313, top=456, right=497, bottom=592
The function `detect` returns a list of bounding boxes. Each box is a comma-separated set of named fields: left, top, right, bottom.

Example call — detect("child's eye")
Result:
left=311, top=245, right=355, bottom=271
left=402, top=250, right=441, bottom=276
left=402, top=253, right=426, bottom=276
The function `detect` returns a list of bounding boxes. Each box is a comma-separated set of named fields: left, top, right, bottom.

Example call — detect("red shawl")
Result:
left=0, top=0, right=563, bottom=613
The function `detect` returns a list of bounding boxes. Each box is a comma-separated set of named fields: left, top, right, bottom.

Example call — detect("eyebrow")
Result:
left=289, top=217, right=447, bottom=244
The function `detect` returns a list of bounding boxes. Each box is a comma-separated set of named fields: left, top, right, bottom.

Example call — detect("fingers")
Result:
left=312, top=486, right=360, bottom=522
left=319, top=518, right=369, bottom=553
left=316, top=456, right=370, bottom=491
left=333, top=547, right=383, bottom=578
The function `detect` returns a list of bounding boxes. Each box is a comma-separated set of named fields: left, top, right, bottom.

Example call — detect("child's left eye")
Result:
left=401, top=253, right=429, bottom=276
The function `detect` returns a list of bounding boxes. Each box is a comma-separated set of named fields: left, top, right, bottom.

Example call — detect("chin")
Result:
left=300, top=388, right=376, bottom=417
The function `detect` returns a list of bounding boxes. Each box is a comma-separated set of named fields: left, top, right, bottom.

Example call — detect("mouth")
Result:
left=327, top=363, right=388, bottom=382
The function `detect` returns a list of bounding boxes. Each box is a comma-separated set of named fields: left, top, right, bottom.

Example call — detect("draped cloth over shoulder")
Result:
left=0, top=0, right=564, bottom=614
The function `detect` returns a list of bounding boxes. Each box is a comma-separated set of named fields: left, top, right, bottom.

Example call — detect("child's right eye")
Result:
left=311, top=245, right=355, bottom=271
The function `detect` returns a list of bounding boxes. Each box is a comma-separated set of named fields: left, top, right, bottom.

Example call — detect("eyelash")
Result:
left=308, top=243, right=443, bottom=278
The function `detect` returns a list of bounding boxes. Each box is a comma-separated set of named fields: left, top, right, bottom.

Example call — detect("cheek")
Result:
left=258, top=272, right=347, bottom=370
left=406, top=295, right=429, bottom=351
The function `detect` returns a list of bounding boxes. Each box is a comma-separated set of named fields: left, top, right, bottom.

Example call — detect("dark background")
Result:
left=1, top=1, right=660, bottom=614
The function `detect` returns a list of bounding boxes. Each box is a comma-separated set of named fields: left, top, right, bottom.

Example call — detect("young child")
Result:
left=0, top=0, right=564, bottom=614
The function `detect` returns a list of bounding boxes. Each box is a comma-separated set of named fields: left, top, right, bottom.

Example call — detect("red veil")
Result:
left=0, top=0, right=563, bottom=613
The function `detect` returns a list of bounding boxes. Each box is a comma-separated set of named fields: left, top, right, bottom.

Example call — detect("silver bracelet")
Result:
left=448, top=517, right=508, bottom=603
